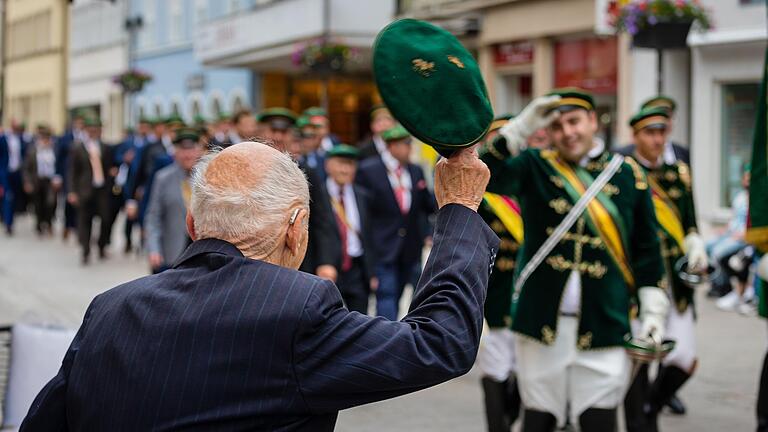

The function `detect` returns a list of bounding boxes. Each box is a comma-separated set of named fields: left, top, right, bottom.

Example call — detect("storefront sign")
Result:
left=493, top=41, right=534, bottom=66
left=554, top=37, right=617, bottom=94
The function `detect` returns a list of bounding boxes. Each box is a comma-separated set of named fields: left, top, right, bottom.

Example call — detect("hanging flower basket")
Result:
left=291, top=39, right=358, bottom=74
left=113, top=69, right=153, bottom=93
left=607, top=0, right=712, bottom=49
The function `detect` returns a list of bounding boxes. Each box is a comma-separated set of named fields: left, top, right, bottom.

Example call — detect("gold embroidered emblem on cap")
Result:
left=447, top=55, right=464, bottom=69
left=412, top=58, right=435, bottom=77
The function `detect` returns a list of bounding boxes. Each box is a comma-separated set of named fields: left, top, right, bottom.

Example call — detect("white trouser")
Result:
left=662, top=306, right=697, bottom=372
left=478, top=327, right=517, bottom=382
left=515, top=317, right=631, bottom=427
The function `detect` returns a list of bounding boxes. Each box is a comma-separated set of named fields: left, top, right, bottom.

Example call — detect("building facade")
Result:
left=4, top=0, right=69, bottom=133
left=130, top=0, right=254, bottom=125
left=69, top=0, right=128, bottom=142
left=194, top=0, right=395, bottom=144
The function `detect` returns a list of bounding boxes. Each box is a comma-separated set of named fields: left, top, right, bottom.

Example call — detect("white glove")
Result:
left=683, top=233, right=707, bottom=273
left=758, top=254, right=768, bottom=281
left=498, top=95, right=561, bottom=156
left=638, top=286, right=670, bottom=344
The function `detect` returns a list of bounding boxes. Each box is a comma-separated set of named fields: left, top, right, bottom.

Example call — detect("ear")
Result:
left=588, top=110, right=599, bottom=133
left=285, top=208, right=308, bottom=255
left=186, top=212, right=197, bottom=241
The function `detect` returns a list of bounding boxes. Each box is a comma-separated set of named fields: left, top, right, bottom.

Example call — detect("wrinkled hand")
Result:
left=125, top=200, right=139, bottom=220
left=498, top=95, right=561, bottom=155
left=434, top=145, right=490, bottom=211
left=149, top=252, right=164, bottom=270
left=316, top=264, right=338, bottom=282
left=684, top=233, right=707, bottom=273
left=638, top=287, right=670, bottom=344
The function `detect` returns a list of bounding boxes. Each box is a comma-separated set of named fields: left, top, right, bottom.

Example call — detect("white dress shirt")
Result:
left=326, top=178, right=363, bottom=258
left=381, top=150, right=412, bottom=212
left=7, top=134, right=21, bottom=172
left=373, top=135, right=386, bottom=156
left=36, top=147, right=56, bottom=179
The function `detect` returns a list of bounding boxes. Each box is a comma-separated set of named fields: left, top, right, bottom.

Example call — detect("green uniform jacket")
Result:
left=634, top=158, right=698, bottom=313
left=478, top=198, right=520, bottom=328
left=481, top=141, right=664, bottom=350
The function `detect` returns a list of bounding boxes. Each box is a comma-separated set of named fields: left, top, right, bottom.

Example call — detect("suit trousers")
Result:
left=2, top=170, right=23, bottom=228
left=375, top=261, right=420, bottom=320
left=336, top=257, right=370, bottom=314
left=77, top=187, right=112, bottom=256
left=32, top=178, right=57, bottom=232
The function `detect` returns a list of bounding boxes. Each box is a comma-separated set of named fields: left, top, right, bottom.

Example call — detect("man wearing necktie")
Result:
left=0, top=120, right=30, bottom=235
left=356, top=125, right=437, bottom=320
left=67, top=118, right=115, bottom=265
left=323, top=144, right=376, bottom=314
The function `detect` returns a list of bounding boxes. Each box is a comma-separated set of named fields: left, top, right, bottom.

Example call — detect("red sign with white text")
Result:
left=554, top=37, right=617, bottom=94
left=493, top=41, right=534, bottom=66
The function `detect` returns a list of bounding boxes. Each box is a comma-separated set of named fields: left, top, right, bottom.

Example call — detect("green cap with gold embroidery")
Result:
left=546, top=88, right=595, bottom=113
left=381, top=124, right=411, bottom=143
left=629, top=107, right=670, bottom=132
left=640, top=95, right=677, bottom=114
left=172, top=127, right=201, bottom=147
left=373, top=18, right=492, bottom=157
left=326, top=144, right=360, bottom=159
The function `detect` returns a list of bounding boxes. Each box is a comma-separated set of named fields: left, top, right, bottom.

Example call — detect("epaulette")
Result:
left=624, top=156, right=648, bottom=190
left=675, top=161, right=692, bottom=191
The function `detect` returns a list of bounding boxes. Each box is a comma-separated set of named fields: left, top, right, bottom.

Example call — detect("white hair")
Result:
left=189, top=145, right=309, bottom=255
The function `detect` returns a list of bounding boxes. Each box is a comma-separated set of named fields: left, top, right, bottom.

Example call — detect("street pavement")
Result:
left=1, top=214, right=765, bottom=431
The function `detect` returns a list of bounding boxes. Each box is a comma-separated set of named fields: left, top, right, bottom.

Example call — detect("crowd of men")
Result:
left=1, top=89, right=765, bottom=431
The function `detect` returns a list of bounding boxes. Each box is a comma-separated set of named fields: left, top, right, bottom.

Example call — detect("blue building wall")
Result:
left=129, top=0, right=257, bottom=122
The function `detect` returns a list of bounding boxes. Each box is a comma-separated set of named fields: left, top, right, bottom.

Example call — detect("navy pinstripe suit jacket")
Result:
left=20, top=204, right=498, bottom=431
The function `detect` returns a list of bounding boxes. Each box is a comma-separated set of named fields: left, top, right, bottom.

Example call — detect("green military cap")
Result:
left=629, top=107, right=670, bottom=132
left=257, top=107, right=297, bottom=130
left=381, top=124, right=411, bottom=143
left=373, top=19, right=493, bottom=157
left=165, top=114, right=185, bottom=127
left=137, top=115, right=152, bottom=124
left=369, top=104, right=391, bottom=120
left=641, top=95, right=677, bottom=114
left=326, top=144, right=360, bottom=159
left=83, top=117, right=102, bottom=127
left=546, top=88, right=595, bottom=112
left=489, top=113, right=514, bottom=133
left=172, top=127, right=201, bottom=147
left=296, top=115, right=323, bottom=129
left=217, top=112, right=231, bottom=122
left=192, top=114, right=206, bottom=126
left=302, top=106, right=327, bottom=118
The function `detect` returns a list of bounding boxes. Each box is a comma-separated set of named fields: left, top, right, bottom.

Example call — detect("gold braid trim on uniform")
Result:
left=624, top=156, right=648, bottom=190
left=676, top=161, right=692, bottom=190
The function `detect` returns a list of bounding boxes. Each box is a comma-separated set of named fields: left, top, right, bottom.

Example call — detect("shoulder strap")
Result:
left=512, top=154, right=624, bottom=302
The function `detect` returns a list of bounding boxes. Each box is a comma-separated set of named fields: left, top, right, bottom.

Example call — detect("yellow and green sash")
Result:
left=543, top=152, right=635, bottom=288
left=647, top=175, right=686, bottom=251
left=483, top=192, right=524, bottom=244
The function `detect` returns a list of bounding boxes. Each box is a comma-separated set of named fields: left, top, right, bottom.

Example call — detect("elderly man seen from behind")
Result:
left=21, top=140, right=498, bottom=431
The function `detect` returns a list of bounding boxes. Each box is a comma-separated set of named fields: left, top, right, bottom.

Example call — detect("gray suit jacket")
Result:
left=145, top=163, right=190, bottom=265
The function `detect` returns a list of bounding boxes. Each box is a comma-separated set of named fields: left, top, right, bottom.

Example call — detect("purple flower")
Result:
left=648, top=15, right=658, bottom=25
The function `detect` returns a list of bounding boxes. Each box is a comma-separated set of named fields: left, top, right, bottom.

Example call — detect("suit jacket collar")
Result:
left=172, top=238, right=244, bottom=268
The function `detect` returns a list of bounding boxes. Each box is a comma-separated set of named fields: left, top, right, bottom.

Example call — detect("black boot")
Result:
left=481, top=377, right=510, bottom=432
left=579, top=408, right=617, bottom=432
left=624, top=363, right=651, bottom=432
left=647, top=365, right=692, bottom=431
left=521, top=409, right=556, bottom=432
left=505, top=377, right=522, bottom=426
left=666, top=395, right=687, bottom=415
left=757, top=352, right=768, bottom=432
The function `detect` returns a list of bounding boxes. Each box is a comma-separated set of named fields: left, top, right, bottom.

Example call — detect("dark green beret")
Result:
left=373, top=19, right=493, bottom=157
left=303, top=106, right=327, bottom=118
left=381, top=124, right=411, bottom=143
left=629, top=107, right=670, bottom=132
left=641, top=95, right=677, bottom=114
left=326, top=144, right=359, bottom=159
left=257, top=107, right=297, bottom=124
left=547, top=88, right=595, bottom=112
left=83, top=117, right=102, bottom=127
left=173, top=127, right=201, bottom=147
left=489, top=113, right=514, bottom=133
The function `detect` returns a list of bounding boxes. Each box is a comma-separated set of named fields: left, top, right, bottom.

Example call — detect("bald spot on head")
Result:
left=205, top=141, right=276, bottom=194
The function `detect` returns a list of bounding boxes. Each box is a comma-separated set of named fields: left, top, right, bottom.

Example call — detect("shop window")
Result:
left=721, top=82, right=759, bottom=206
left=191, top=99, right=202, bottom=118
left=231, top=95, right=245, bottom=112
left=153, top=103, right=163, bottom=119
left=210, top=96, right=223, bottom=117
left=170, top=101, right=181, bottom=116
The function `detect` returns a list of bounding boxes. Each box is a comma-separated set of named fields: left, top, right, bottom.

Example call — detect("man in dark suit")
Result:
left=615, top=95, right=690, bottom=165
left=57, top=115, right=87, bottom=240
left=322, top=144, right=376, bottom=313
left=0, top=120, right=31, bottom=235
left=356, top=125, right=437, bottom=320
left=358, top=104, right=396, bottom=160
left=21, top=141, right=497, bottom=431
left=67, top=118, right=115, bottom=264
